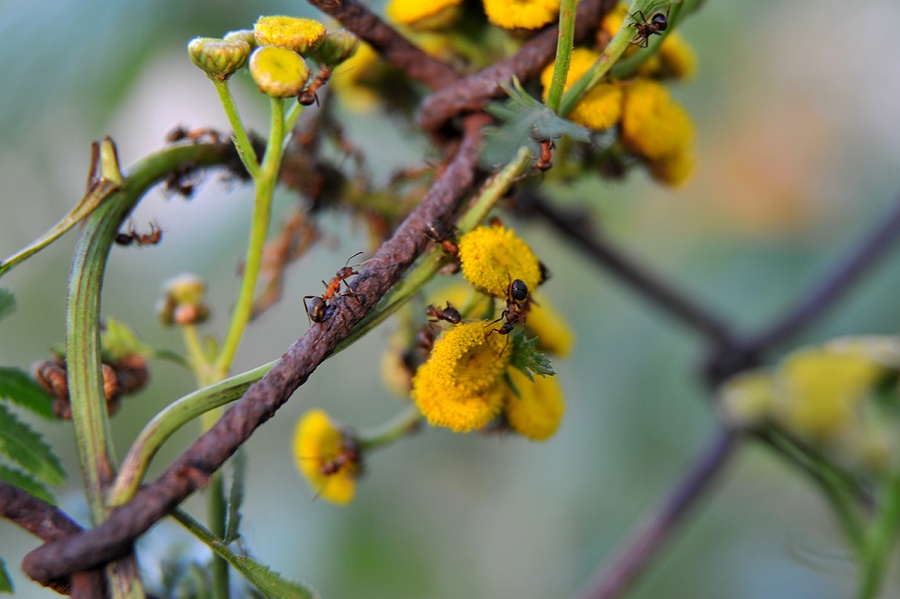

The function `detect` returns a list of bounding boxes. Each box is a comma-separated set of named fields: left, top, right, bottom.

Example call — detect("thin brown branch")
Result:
left=307, top=0, right=461, bottom=90
left=574, top=429, right=738, bottom=599
left=417, top=0, right=617, bottom=132
left=0, top=481, right=105, bottom=597
left=22, top=113, right=491, bottom=586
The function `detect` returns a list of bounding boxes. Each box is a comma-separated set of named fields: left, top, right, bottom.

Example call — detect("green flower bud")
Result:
left=158, top=273, right=210, bottom=326
left=188, top=37, right=251, bottom=81
left=254, top=15, right=326, bottom=55
left=224, top=29, right=258, bottom=49
left=309, top=28, right=359, bottom=67
left=249, top=46, right=310, bottom=98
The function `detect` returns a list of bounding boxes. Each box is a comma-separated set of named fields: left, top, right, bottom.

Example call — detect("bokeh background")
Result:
left=2, top=0, right=900, bottom=597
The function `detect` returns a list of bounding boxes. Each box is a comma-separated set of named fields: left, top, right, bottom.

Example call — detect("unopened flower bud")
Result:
left=188, top=37, right=251, bottom=80
left=254, top=16, right=326, bottom=55
left=310, top=29, right=359, bottom=67
left=249, top=46, right=310, bottom=98
left=158, top=273, right=210, bottom=326
left=224, top=29, right=257, bottom=49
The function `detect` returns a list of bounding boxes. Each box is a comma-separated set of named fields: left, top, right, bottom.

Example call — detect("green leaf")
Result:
left=224, top=449, right=246, bottom=544
left=0, top=464, right=55, bottom=505
left=0, top=556, right=13, bottom=593
left=0, top=367, right=55, bottom=420
left=0, top=289, right=13, bottom=321
left=0, top=404, right=65, bottom=487
left=101, top=316, right=153, bottom=362
left=509, top=334, right=556, bottom=382
left=173, top=509, right=319, bottom=599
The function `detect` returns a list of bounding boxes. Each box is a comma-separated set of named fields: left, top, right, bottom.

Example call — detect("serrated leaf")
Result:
left=0, top=404, right=65, bottom=487
left=0, top=367, right=55, bottom=420
left=0, top=556, right=13, bottom=593
left=0, top=464, right=55, bottom=505
left=224, top=449, right=246, bottom=544
left=0, top=290, right=13, bottom=321
left=509, top=334, right=556, bottom=381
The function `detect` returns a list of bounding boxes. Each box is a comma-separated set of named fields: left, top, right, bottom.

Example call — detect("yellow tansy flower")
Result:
left=249, top=46, right=310, bottom=98
left=254, top=16, right=327, bottom=55
left=483, top=0, right=560, bottom=30
left=658, top=32, right=697, bottom=80
left=772, top=348, right=885, bottom=442
left=523, top=292, right=574, bottom=357
left=541, top=47, right=623, bottom=131
left=620, top=80, right=693, bottom=160
left=412, top=322, right=510, bottom=432
left=458, top=225, right=541, bottom=299
left=387, top=0, right=462, bottom=30
left=505, top=369, right=565, bottom=441
left=331, top=42, right=381, bottom=112
left=293, top=409, right=360, bottom=504
left=648, top=146, right=695, bottom=188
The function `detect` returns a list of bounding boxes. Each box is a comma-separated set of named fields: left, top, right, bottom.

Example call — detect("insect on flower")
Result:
left=115, top=222, right=163, bottom=247
left=426, top=301, right=461, bottom=325
left=629, top=9, right=669, bottom=48
left=303, top=251, right=363, bottom=323
left=488, top=277, right=532, bottom=354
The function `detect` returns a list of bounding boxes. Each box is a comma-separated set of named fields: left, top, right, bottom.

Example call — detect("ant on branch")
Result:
left=488, top=277, right=531, bottom=355
left=629, top=9, right=669, bottom=48
left=114, top=222, right=163, bottom=247
left=166, top=126, right=221, bottom=145
left=303, top=251, right=363, bottom=323
left=426, top=301, right=461, bottom=325
left=425, top=221, right=460, bottom=257
left=533, top=136, right=556, bottom=173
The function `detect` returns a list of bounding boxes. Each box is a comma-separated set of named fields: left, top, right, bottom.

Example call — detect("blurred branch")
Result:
left=417, top=0, right=617, bottom=132
left=21, top=113, right=491, bottom=586
left=0, top=481, right=105, bottom=597
left=574, top=428, right=738, bottom=599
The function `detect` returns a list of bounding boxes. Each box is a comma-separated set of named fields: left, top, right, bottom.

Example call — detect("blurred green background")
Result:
left=2, top=0, right=900, bottom=597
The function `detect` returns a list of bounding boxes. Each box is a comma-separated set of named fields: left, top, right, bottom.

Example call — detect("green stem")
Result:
left=208, top=474, right=230, bottom=599
left=859, top=472, right=900, bottom=599
left=212, top=79, right=260, bottom=179
left=545, top=0, right=578, bottom=113
left=215, top=98, right=293, bottom=378
left=359, top=405, right=422, bottom=451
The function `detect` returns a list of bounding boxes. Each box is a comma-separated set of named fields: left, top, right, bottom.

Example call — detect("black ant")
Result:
left=487, top=278, right=531, bottom=354
left=426, top=301, right=461, bottom=325
left=303, top=251, right=363, bottom=323
left=425, top=221, right=460, bottom=257
left=166, top=126, right=221, bottom=145
left=298, top=65, right=333, bottom=106
left=629, top=9, right=669, bottom=48
left=115, top=222, right=163, bottom=247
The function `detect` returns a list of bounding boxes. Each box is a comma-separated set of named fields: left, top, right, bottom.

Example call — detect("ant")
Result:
left=114, top=222, right=163, bottom=247
left=426, top=301, right=461, bottom=325
left=629, top=9, right=669, bottom=48
left=166, top=126, right=221, bottom=145
left=533, top=136, right=555, bottom=172
left=487, top=277, right=531, bottom=354
left=303, top=251, right=363, bottom=323
left=425, top=221, right=459, bottom=257
left=318, top=433, right=362, bottom=476
left=298, top=65, right=333, bottom=106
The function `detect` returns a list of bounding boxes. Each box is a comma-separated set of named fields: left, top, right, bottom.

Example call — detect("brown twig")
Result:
left=574, top=429, right=738, bottom=599
left=306, top=0, right=461, bottom=90
left=0, top=481, right=105, bottom=597
left=417, top=0, right=617, bottom=132
left=22, top=113, right=491, bottom=586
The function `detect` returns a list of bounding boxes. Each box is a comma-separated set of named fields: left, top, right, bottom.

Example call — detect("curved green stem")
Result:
left=359, top=405, right=422, bottom=451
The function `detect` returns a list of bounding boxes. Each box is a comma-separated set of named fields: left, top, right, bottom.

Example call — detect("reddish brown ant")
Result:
left=426, top=301, right=461, bottom=325
left=629, top=9, right=669, bottom=48
left=298, top=66, right=333, bottom=106
left=425, top=221, right=459, bottom=257
left=534, top=137, right=555, bottom=172
left=303, top=251, right=363, bottom=323
left=115, top=222, right=163, bottom=247
left=318, top=433, right=362, bottom=476
left=487, top=277, right=531, bottom=354
left=166, top=126, right=221, bottom=145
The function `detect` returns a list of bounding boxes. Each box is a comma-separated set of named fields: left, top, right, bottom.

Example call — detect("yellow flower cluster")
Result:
left=718, top=337, right=900, bottom=472
left=387, top=0, right=463, bottom=30
left=482, top=0, right=560, bottom=30
left=293, top=409, right=361, bottom=504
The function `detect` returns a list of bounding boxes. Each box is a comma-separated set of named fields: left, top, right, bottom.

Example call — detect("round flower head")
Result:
left=249, top=46, right=310, bottom=98
left=188, top=37, right=251, bottom=81
left=309, top=28, right=360, bottom=67
left=648, top=146, right=695, bottom=188
left=224, top=29, right=258, bottom=49
left=254, top=15, right=326, bottom=55
left=772, top=348, right=884, bottom=442
left=387, top=0, right=463, bottom=30
left=483, top=0, right=560, bottom=30
left=331, top=42, right=381, bottom=112
left=658, top=32, right=697, bottom=80
left=293, top=409, right=359, bottom=504
left=541, top=47, right=623, bottom=131
left=458, top=224, right=541, bottom=299
left=620, top=80, right=693, bottom=160
left=505, top=368, right=565, bottom=441
left=412, top=322, right=510, bottom=432
left=523, top=292, right=574, bottom=357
